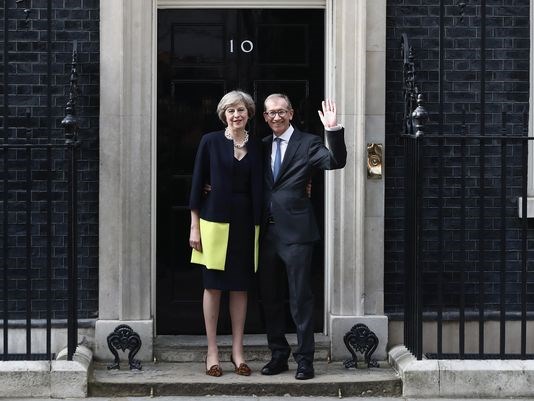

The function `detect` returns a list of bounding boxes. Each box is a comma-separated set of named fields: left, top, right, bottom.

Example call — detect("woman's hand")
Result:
left=190, top=209, right=202, bottom=251
left=189, top=225, right=202, bottom=252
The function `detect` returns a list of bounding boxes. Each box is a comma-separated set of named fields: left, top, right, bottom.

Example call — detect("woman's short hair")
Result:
left=216, top=90, right=256, bottom=124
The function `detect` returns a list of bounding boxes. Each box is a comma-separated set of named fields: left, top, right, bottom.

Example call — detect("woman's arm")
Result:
left=189, top=209, right=202, bottom=251
left=189, top=134, right=210, bottom=210
left=189, top=134, right=210, bottom=252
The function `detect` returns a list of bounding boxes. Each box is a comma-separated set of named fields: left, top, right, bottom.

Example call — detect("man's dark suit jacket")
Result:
left=262, top=127, right=347, bottom=244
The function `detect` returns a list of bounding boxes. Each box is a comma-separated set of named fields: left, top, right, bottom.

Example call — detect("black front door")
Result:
left=156, top=9, right=325, bottom=334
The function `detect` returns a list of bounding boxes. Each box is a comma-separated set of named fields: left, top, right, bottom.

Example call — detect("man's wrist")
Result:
left=325, top=124, right=342, bottom=131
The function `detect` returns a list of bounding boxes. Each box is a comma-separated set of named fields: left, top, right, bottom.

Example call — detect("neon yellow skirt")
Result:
left=191, top=218, right=259, bottom=271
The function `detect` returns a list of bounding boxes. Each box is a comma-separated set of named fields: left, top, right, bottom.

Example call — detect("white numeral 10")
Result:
left=229, top=39, right=254, bottom=53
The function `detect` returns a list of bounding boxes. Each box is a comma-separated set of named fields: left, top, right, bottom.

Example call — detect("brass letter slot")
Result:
left=367, top=143, right=383, bottom=179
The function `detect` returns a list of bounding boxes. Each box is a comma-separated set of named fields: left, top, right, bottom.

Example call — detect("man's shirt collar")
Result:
left=273, top=125, right=294, bottom=142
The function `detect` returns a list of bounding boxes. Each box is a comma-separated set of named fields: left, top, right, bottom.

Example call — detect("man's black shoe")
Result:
left=261, top=358, right=289, bottom=375
left=295, top=360, right=314, bottom=380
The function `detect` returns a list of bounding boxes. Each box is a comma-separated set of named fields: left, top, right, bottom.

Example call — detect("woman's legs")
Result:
left=229, top=290, right=248, bottom=365
left=203, top=288, right=248, bottom=367
left=203, top=288, right=222, bottom=368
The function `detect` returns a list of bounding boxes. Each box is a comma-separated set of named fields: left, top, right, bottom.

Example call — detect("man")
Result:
left=259, top=94, right=347, bottom=380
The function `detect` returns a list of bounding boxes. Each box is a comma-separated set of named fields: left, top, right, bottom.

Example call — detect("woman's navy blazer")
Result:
left=189, top=130, right=263, bottom=225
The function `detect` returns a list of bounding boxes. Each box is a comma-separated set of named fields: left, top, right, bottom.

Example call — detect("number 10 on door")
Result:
left=229, top=39, right=254, bottom=53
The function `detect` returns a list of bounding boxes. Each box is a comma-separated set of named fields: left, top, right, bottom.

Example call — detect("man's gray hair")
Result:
left=264, top=93, right=293, bottom=110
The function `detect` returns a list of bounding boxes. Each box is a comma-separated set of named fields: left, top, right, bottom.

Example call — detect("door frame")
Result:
left=98, top=0, right=380, bottom=361
left=151, top=0, right=333, bottom=334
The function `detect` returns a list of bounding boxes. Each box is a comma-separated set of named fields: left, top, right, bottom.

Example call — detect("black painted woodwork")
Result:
left=156, top=9, right=325, bottom=334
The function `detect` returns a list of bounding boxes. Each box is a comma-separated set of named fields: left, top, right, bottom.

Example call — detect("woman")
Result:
left=189, top=90, right=262, bottom=377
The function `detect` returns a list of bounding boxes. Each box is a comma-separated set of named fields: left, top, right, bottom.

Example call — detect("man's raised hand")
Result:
left=318, top=99, right=337, bottom=129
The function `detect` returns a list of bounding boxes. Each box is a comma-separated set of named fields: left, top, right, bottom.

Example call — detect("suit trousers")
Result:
left=259, top=223, right=315, bottom=363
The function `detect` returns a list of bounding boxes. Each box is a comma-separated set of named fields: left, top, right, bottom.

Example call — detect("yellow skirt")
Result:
left=191, top=218, right=259, bottom=271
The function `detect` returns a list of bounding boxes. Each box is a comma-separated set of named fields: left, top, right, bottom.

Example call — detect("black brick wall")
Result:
left=1, top=0, right=530, bottom=322
left=0, top=0, right=99, bottom=320
left=385, top=0, right=532, bottom=316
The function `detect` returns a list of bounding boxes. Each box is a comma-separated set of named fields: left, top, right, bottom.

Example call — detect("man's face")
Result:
left=263, top=97, right=294, bottom=136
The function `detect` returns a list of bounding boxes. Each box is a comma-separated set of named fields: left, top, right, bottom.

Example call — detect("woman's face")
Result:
left=224, top=102, right=249, bottom=131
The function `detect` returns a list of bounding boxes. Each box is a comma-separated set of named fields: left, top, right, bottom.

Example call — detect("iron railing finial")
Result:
left=412, top=93, right=428, bottom=137
left=401, top=34, right=428, bottom=138
left=61, top=41, right=79, bottom=144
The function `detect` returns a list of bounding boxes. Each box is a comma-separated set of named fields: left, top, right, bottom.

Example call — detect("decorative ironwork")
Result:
left=343, top=323, right=379, bottom=369
left=400, top=6, right=532, bottom=360
left=1, top=4, right=81, bottom=362
left=60, top=41, right=81, bottom=361
left=61, top=41, right=79, bottom=144
left=15, top=0, right=32, bottom=25
left=412, top=94, right=429, bottom=137
left=401, top=33, right=428, bottom=138
left=457, top=2, right=466, bottom=23
left=107, top=324, right=142, bottom=371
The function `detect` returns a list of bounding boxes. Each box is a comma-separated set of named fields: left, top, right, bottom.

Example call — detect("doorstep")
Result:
left=91, top=334, right=401, bottom=397
left=88, top=360, right=401, bottom=397
left=153, top=333, right=331, bottom=362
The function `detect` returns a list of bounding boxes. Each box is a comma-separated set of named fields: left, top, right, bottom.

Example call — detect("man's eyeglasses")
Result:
left=264, top=109, right=288, bottom=118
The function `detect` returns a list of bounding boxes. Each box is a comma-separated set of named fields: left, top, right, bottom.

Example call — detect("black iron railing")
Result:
left=403, top=131, right=532, bottom=360
left=1, top=0, right=80, bottom=361
left=401, top=32, right=427, bottom=360
left=401, top=31, right=532, bottom=360
left=61, top=42, right=80, bottom=361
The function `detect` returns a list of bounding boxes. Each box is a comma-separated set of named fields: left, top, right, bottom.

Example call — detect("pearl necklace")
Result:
left=225, top=128, right=249, bottom=149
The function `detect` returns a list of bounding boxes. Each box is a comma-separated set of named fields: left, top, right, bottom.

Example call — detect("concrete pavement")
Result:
left=8, top=397, right=534, bottom=401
